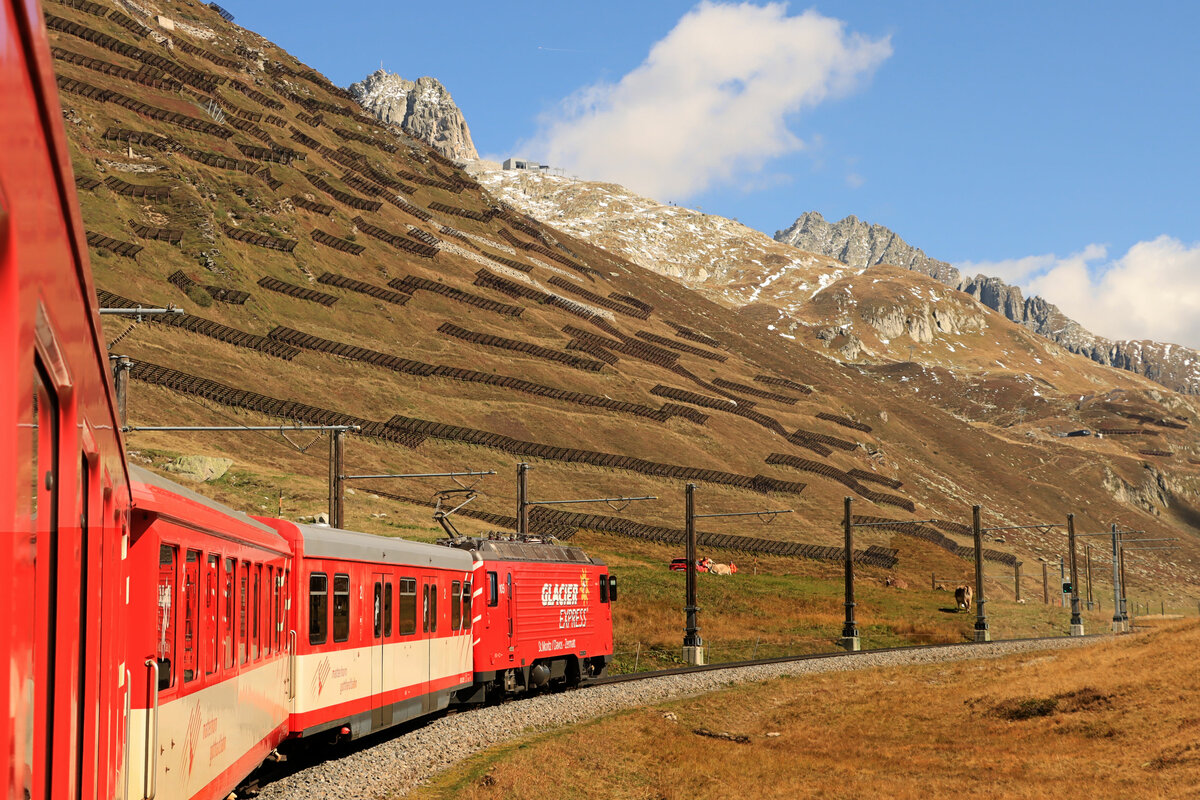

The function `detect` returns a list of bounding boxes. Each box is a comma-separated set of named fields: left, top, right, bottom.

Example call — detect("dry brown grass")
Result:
left=414, top=620, right=1200, bottom=799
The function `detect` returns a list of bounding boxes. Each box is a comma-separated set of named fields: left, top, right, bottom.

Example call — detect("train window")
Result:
left=462, top=582, right=472, bottom=630
left=264, top=566, right=273, bottom=656
left=422, top=585, right=430, bottom=633
left=183, top=551, right=200, bottom=682
left=383, top=583, right=393, bottom=638
left=277, top=570, right=287, bottom=650
left=373, top=582, right=382, bottom=638
left=332, top=574, right=350, bottom=643
left=252, top=565, right=261, bottom=661
left=206, top=555, right=219, bottom=675
left=609, top=575, right=618, bottom=603
left=451, top=581, right=462, bottom=630
left=599, top=573, right=608, bottom=604
left=239, top=562, right=249, bottom=664
left=399, top=578, right=416, bottom=635
left=309, top=573, right=328, bottom=645
left=487, top=571, right=498, bottom=607
left=430, top=583, right=438, bottom=633
left=157, top=545, right=177, bottom=690
left=223, top=559, right=235, bottom=669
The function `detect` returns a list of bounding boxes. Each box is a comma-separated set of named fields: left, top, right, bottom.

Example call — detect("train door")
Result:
left=421, top=577, right=437, bottom=708
left=370, top=573, right=393, bottom=729
left=505, top=571, right=516, bottom=663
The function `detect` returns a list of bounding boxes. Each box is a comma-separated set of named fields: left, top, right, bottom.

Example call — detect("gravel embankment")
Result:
left=256, top=636, right=1104, bottom=800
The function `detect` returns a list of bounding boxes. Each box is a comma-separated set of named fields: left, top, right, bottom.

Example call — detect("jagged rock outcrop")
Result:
left=775, top=211, right=962, bottom=285
left=777, top=212, right=1200, bottom=394
left=350, top=70, right=477, bottom=162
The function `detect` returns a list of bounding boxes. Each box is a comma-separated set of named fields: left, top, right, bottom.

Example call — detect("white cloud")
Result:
left=520, top=2, right=891, bottom=201
left=959, top=237, right=1200, bottom=348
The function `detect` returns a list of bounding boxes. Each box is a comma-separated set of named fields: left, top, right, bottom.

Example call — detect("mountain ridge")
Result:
left=777, top=211, right=1200, bottom=395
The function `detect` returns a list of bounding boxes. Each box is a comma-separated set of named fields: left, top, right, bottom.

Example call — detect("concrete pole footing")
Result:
left=1070, top=624, right=1085, bottom=637
left=841, top=636, right=860, bottom=652
left=683, top=646, right=706, bottom=666
left=973, top=629, right=992, bottom=643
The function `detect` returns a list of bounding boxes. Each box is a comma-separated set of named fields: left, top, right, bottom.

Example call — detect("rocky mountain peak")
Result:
left=350, top=69, right=477, bottom=162
left=776, top=211, right=1200, bottom=394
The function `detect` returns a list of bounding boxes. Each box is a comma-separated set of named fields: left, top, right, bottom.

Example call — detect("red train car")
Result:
left=1, top=1, right=133, bottom=797
left=260, top=520, right=476, bottom=741
left=456, top=537, right=615, bottom=699
left=126, top=467, right=292, bottom=800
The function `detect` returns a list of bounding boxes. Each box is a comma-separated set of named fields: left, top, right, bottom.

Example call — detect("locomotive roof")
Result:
left=130, top=464, right=279, bottom=539
left=464, top=539, right=602, bottom=565
left=295, top=523, right=474, bottom=570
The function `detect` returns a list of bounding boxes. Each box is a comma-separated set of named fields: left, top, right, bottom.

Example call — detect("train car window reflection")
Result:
left=332, top=574, right=350, bottom=643
left=252, top=564, right=261, bottom=661
left=157, top=545, right=177, bottom=689
left=205, top=554, right=218, bottom=675
left=183, top=550, right=200, bottom=682
left=308, top=573, right=327, bottom=645
left=223, top=558, right=235, bottom=668
left=239, top=561, right=249, bottom=664
left=383, top=582, right=393, bottom=638
left=399, top=578, right=416, bottom=635
left=462, top=582, right=472, bottom=630
left=487, top=571, right=498, bottom=607
left=373, top=582, right=382, bottom=638
left=451, top=581, right=461, bottom=630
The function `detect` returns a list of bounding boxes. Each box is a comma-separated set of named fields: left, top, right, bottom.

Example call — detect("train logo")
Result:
left=312, top=655, right=332, bottom=697
left=183, top=701, right=202, bottom=778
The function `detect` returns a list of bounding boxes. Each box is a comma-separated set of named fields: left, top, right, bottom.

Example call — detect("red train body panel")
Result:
left=1, top=4, right=617, bottom=798
left=2, top=1, right=133, bottom=797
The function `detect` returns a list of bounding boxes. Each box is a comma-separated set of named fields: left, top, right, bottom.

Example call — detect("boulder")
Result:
left=163, top=455, right=232, bottom=482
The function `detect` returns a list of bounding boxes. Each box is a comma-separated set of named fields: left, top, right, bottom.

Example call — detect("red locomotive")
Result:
left=0, top=5, right=617, bottom=798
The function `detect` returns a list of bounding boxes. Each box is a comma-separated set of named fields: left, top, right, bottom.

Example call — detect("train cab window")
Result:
left=373, top=582, right=382, bottom=638
left=309, top=573, right=328, bottom=645
left=399, top=578, right=416, bottom=635
left=183, top=551, right=200, bottom=682
left=252, top=564, right=261, bottom=661
left=451, top=581, right=462, bottom=630
left=609, top=575, right=617, bottom=602
left=599, top=573, right=608, bottom=604
left=487, top=571, right=498, bottom=607
left=223, top=559, right=235, bottom=669
left=239, top=562, right=249, bottom=664
left=383, top=583, right=393, bottom=638
left=332, top=574, right=350, bottom=643
left=205, top=555, right=219, bottom=675
left=157, top=545, right=178, bottom=689
left=462, top=582, right=472, bottom=630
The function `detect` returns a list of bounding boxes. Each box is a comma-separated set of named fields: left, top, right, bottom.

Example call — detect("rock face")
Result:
left=776, top=212, right=962, bottom=285
left=350, top=70, right=477, bottom=162
left=777, top=211, right=1200, bottom=394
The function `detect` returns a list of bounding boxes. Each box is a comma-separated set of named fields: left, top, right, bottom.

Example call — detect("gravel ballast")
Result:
left=255, top=636, right=1104, bottom=800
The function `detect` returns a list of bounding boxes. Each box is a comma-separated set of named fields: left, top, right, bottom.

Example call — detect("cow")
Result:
left=709, top=563, right=732, bottom=576
left=955, top=585, right=973, bottom=612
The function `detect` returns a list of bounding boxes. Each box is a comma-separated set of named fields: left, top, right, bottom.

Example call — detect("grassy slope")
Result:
left=47, top=1, right=1200, bottom=630
left=415, top=620, right=1200, bottom=800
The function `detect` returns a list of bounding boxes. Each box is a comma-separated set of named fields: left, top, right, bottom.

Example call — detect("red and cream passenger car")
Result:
left=261, top=521, right=476, bottom=740
left=127, top=467, right=292, bottom=800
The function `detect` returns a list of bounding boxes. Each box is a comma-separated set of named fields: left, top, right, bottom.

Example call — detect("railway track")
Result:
left=249, top=633, right=1107, bottom=800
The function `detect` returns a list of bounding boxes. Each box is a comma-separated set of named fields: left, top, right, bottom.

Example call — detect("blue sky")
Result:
left=229, top=2, right=1200, bottom=346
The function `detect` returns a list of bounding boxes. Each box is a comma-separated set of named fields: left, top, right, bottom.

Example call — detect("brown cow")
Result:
left=954, top=585, right=973, bottom=612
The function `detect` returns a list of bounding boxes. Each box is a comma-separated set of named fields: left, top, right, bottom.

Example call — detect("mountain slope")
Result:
left=46, top=0, right=1200, bottom=595
left=778, top=212, right=1200, bottom=395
